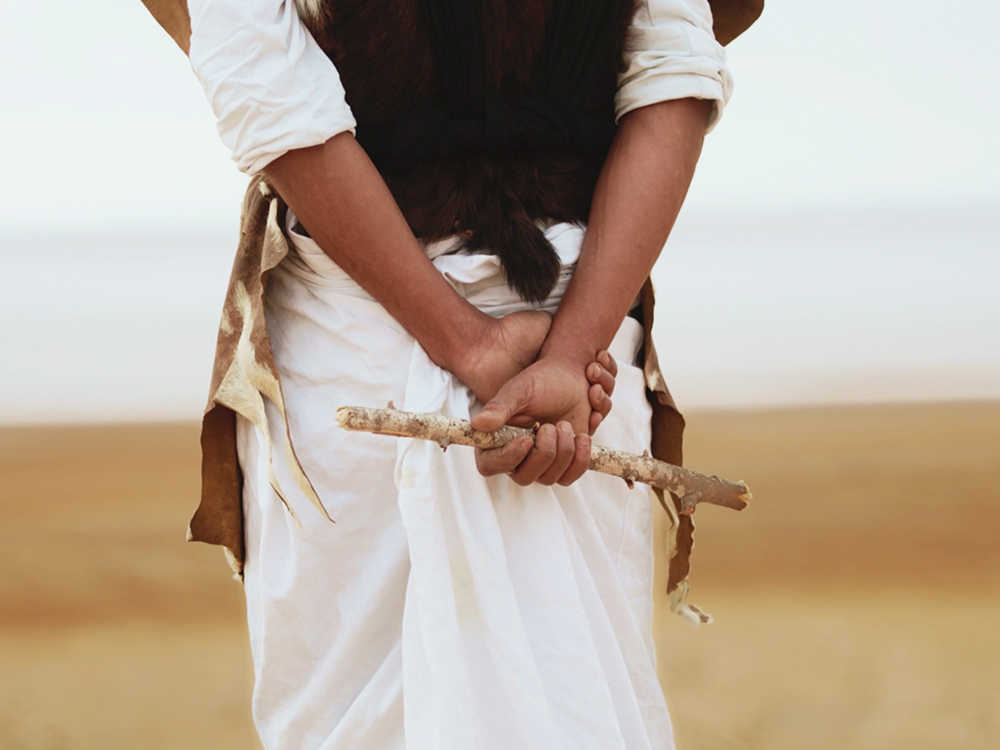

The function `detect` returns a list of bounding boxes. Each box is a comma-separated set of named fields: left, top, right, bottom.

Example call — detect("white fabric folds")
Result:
left=187, top=0, right=358, bottom=173
left=237, top=220, right=673, bottom=749
left=615, top=0, right=733, bottom=131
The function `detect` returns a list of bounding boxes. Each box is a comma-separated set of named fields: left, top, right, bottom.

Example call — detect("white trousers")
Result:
left=237, top=219, right=674, bottom=749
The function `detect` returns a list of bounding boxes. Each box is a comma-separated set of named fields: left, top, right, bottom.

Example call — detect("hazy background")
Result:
left=1, top=0, right=997, bottom=423
left=0, top=2, right=998, bottom=749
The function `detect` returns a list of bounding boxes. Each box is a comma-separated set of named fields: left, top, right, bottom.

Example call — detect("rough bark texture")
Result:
left=337, top=406, right=751, bottom=514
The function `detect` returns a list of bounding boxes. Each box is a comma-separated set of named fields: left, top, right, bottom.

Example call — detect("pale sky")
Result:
left=1, top=0, right=998, bottom=231
left=0, top=1, right=997, bottom=423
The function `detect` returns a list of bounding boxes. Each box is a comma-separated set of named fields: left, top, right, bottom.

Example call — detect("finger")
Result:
left=598, top=350, right=618, bottom=379
left=558, top=433, right=591, bottom=486
left=535, top=422, right=576, bottom=485
left=587, top=362, right=616, bottom=397
left=588, top=410, right=603, bottom=435
left=470, top=376, right=533, bottom=433
left=589, top=382, right=612, bottom=419
left=509, top=423, right=558, bottom=486
left=587, top=381, right=605, bottom=413
left=475, top=437, right=534, bottom=477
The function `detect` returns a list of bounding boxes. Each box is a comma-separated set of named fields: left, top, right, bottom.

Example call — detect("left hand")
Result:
left=453, top=310, right=553, bottom=407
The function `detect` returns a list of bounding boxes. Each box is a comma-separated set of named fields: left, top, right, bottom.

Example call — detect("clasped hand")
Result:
left=454, top=310, right=617, bottom=487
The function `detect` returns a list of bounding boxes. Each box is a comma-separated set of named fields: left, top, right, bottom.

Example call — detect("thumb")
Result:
left=470, top=376, right=532, bottom=433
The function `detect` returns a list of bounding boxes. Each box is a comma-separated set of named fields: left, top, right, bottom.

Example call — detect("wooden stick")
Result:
left=336, top=405, right=751, bottom=514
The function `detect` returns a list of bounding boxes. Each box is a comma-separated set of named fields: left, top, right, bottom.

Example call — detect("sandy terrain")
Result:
left=1, top=402, right=998, bottom=749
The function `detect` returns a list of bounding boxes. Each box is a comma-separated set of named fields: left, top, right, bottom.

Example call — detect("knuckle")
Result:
left=506, top=438, right=531, bottom=458
left=537, top=443, right=556, bottom=460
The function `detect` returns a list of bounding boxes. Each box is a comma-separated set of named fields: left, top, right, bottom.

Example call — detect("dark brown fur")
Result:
left=302, top=0, right=639, bottom=302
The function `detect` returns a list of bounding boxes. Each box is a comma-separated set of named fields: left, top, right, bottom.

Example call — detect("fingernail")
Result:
left=580, top=434, right=591, bottom=448
left=558, top=421, right=573, bottom=434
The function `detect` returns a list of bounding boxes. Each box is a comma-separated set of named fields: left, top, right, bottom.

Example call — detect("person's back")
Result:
left=143, top=0, right=761, bottom=746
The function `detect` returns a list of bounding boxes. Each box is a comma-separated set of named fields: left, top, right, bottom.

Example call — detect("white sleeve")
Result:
left=187, top=0, right=357, bottom=174
left=615, top=0, right=733, bottom=132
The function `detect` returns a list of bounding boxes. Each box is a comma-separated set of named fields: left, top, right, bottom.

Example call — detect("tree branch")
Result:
left=336, top=405, right=751, bottom=514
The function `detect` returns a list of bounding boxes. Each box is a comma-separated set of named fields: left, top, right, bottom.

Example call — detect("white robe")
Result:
left=237, top=218, right=673, bottom=749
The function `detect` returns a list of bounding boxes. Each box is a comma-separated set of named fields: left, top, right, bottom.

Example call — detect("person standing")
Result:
left=144, top=0, right=761, bottom=746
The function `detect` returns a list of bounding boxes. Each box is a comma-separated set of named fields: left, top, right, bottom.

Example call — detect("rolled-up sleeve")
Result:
left=615, top=0, right=733, bottom=132
left=187, top=0, right=357, bottom=174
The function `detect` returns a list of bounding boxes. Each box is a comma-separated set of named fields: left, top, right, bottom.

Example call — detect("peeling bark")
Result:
left=336, top=405, right=751, bottom=514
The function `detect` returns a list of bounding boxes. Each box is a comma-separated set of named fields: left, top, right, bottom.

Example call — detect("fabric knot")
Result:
left=481, top=93, right=519, bottom=149
left=481, top=91, right=570, bottom=151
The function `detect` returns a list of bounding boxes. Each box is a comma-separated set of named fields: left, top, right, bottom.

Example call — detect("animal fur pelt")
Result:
left=295, top=0, right=639, bottom=302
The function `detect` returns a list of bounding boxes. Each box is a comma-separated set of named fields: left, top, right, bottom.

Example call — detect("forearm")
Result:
left=541, top=98, right=711, bottom=365
left=264, top=132, right=490, bottom=372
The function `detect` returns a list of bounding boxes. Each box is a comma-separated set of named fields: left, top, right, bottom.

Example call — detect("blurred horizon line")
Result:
left=2, top=199, right=996, bottom=427
left=2, top=395, right=998, bottom=430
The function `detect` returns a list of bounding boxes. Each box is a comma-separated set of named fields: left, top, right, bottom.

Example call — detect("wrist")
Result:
left=433, top=307, right=496, bottom=378
left=538, top=331, right=600, bottom=370
left=540, top=282, right=625, bottom=369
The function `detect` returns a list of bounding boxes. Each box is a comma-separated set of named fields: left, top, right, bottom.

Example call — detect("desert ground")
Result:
left=1, top=401, right=997, bottom=749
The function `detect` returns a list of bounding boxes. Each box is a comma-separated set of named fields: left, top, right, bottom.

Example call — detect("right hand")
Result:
left=469, top=350, right=617, bottom=486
